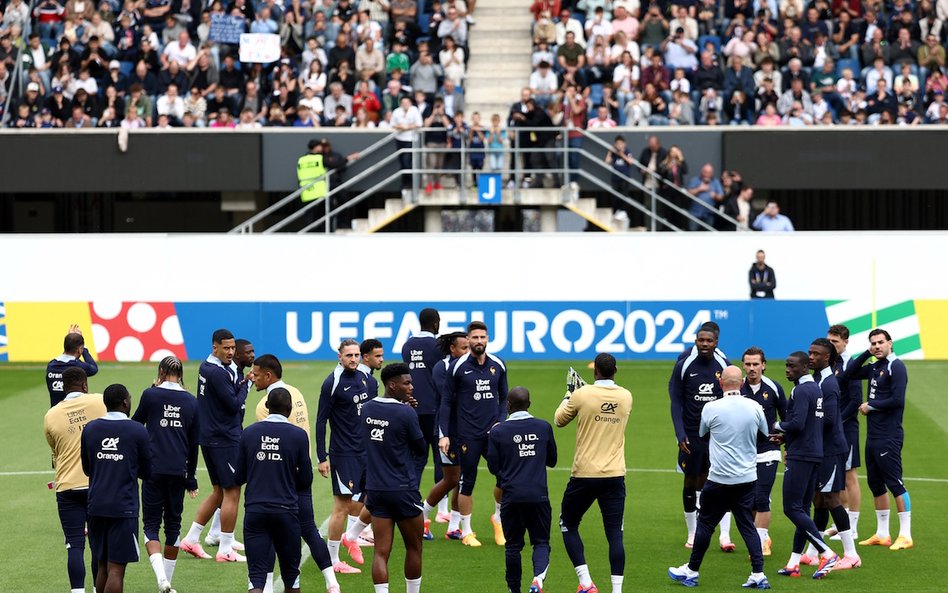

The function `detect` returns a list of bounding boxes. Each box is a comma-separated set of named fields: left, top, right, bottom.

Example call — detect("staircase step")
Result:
left=367, top=208, right=387, bottom=229
left=595, top=207, right=614, bottom=223
left=384, top=198, right=405, bottom=217
left=474, top=6, right=535, bottom=20
left=351, top=218, right=370, bottom=233
left=575, top=197, right=597, bottom=211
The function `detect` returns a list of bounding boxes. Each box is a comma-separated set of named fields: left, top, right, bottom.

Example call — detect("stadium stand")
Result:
left=0, top=0, right=480, bottom=128
left=521, top=0, right=948, bottom=126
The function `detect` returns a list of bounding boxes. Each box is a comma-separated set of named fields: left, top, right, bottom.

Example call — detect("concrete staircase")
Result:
left=346, top=190, right=629, bottom=233
left=464, top=0, right=534, bottom=120
left=350, top=198, right=417, bottom=233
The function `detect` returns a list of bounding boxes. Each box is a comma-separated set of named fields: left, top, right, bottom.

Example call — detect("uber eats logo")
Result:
left=515, top=433, right=539, bottom=457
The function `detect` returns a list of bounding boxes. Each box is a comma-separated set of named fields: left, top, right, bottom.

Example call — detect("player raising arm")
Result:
left=555, top=354, right=632, bottom=593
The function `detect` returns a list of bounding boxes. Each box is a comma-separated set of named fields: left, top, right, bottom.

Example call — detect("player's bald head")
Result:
left=266, top=387, right=293, bottom=417
left=720, top=365, right=743, bottom=390
left=507, top=386, right=531, bottom=412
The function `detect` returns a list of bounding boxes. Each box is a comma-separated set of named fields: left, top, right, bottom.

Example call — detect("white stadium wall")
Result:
left=2, top=233, right=947, bottom=362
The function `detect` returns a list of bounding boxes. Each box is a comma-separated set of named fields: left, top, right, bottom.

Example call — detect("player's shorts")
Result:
left=845, top=426, right=861, bottom=470
left=142, top=475, right=186, bottom=545
left=329, top=455, right=366, bottom=497
left=56, top=489, right=90, bottom=550
left=245, top=510, right=300, bottom=591
left=439, top=436, right=461, bottom=467
left=559, top=476, right=626, bottom=532
left=817, top=453, right=847, bottom=493
left=88, top=516, right=140, bottom=565
left=202, top=445, right=238, bottom=489
left=457, top=436, right=489, bottom=496
left=865, top=440, right=906, bottom=498
left=677, top=436, right=710, bottom=477
left=754, top=459, right=780, bottom=512
left=365, top=489, right=424, bottom=522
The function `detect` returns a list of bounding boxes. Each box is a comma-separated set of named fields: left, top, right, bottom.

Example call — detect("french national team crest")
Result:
left=763, top=391, right=769, bottom=400
left=490, top=367, right=496, bottom=375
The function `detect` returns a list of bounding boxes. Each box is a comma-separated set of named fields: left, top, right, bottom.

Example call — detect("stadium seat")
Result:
left=589, top=83, right=604, bottom=106
left=697, top=35, right=721, bottom=55
left=836, top=58, right=859, bottom=80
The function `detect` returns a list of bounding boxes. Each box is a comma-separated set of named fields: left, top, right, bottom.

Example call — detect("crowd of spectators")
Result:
left=0, top=0, right=477, bottom=128
left=527, top=0, right=948, bottom=126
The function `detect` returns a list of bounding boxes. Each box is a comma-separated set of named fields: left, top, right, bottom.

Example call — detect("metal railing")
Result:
left=229, top=131, right=398, bottom=234
left=230, top=126, right=741, bottom=233
left=0, top=2, right=35, bottom=129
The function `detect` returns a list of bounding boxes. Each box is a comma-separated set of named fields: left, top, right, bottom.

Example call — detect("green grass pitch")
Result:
left=1, top=360, right=945, bottom=593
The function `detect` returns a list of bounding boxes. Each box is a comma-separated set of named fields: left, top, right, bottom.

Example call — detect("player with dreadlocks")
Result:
left=132, top=356, right=201, bottom=593
left=421, top=331, right=469, bottom=539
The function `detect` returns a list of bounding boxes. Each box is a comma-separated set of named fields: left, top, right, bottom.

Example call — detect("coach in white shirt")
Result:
left=668, top=366, right=772, bottom=590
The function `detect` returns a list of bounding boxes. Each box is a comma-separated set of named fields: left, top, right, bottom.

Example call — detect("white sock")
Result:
left=437, top=496, right=449, bottom=515
left=788, top=552, right=801, bottom=567
left=493, top=502, right=502, bottom=523
left=821, top=548, right=835, bottom=559
left=448, top=510, right=461, bottom=531
left=423, top=500, right=434, bottom=518
left=839, top=529, right=857, bottom=557
left=756, top=527, right=768, bottom=546
left=346, top=518, right=369, bottom=542
left=575, top=564, right=592, bottom=588
left=719, top=512, right=732, bottom=541
left=849, top=511, right=860, bottom=532
left=328, top=539, right=341, bottom=564
left=163, top=558, right=176, bottom=583
left=406, top=576, right=422, bottom=593
left=533, top=576, right=545, bottom=590
left=209, top=509, right=222, bottom=539
left=876, top=510, right=890, bottom=539
left=898, top=511, right=912, bottom=539
left=71, top=589, right=84, bottom=593
left=750, top=572, right=766, bottom=583
left=263, top=572, right=274, bottom=593
left=695, top=489, right=702, bottom=510
left=149, top=553, right=167, bottom=584
left=460, top=513, right=473, bottom=536
left=804, top=543, right=817, bottom=557
left=611, top=574, right=623, bottom=593
left=684, top=511, right=697, bottom=537
left=322, top=566, right=339, bottom=588
left=347, top=514, right=359, bottom=533
left=184, top=521, right=205, bottom=544
left=374, top=584, right=389, bottom=593
left=219, top=532, right=234, bottom=555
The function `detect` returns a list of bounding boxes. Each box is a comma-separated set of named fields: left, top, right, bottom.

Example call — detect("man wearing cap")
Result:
left=44, top=84, right=70, bottom=124
left=15, top=81, right=44, bottom=118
